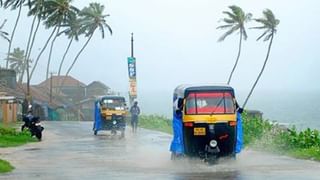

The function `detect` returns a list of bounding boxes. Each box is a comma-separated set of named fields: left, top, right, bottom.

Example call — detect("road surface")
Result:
left=1, top=121, right=320, bottom=180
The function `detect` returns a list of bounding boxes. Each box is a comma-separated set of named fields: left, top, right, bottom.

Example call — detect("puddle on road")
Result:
left=24, top=148, right=41, bottom=151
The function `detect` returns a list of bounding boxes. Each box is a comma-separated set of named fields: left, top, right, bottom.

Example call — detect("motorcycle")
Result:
left=21, top=114, right=44, bottom=141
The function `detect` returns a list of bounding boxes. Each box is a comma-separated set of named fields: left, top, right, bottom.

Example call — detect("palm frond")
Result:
left=256, top=29, right=269, bottom=41
left=242, top=28, right=248, bottom=40
left=216, top=24, right=233, bottom=30
left=218, top=24, right=239, bottom=42
left=263, top=33, right=272, bottom=42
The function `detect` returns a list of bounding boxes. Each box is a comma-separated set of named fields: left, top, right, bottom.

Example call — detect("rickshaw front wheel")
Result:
left=94, top=130, right=98, bottom=135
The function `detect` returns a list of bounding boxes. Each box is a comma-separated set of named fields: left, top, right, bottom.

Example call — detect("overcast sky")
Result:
left=1, top=0, right=319, bottom=99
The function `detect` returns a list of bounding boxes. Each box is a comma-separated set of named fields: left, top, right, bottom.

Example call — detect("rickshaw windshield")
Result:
left=185, top=92, right=235, bottom=114
left=100, top=98, right=126, bottom=110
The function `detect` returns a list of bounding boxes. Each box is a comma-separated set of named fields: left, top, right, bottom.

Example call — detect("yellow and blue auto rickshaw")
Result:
left=93, top=95, right=128, bottom=137
left=170, top=84, right=243, bottom=164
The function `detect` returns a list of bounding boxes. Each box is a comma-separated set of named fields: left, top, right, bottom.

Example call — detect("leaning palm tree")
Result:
left=44, top=0, right=79, bottom=80
left=217, top=5, right=252, bottom=84
left=4, top=0, right=30, bottom=68
left=57, top=14, right=82, bottom=76
left=65, top=2, right=112, bottom=77
left=60, top=3, right=112, bottom=89
left=242, top=9, right=279, bottom=109
left=0, top=19, right=10, bottom=42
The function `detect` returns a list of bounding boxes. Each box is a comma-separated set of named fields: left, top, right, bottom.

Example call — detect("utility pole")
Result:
left=131, top=33, right=134, bottom=58
left=127, top=33, right=137, bottom=106
left=49, top=72, right=54, bottom=103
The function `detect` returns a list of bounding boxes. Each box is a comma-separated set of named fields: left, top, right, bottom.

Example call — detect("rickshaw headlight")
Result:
left=113, top=120, right=117, bottom=125
left=209, top=140, right=218, bottom=148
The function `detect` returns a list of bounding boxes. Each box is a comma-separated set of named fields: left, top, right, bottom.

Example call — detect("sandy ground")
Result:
left=1, top=121, right=320, bottom=180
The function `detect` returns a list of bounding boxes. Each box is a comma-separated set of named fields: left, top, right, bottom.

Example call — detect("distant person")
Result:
left=130, top=101, right=140, bottom=133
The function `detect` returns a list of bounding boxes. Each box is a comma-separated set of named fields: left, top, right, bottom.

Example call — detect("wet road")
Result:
left=1, top=121, right=320, bottom=180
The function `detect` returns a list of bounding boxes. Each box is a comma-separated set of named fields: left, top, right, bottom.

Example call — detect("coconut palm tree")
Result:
left=242, top=9, right=279, bottom=109
left=65, top=2, right=112, bottom=77
left=0, top=19, right=10, bottom=42
left=24, top=0, right=47, bottom=69
left=29, top=1, right=58, bottom=80
left=60, top=3, right=112, bottom=89
left=4, top=0, right=30, bottom=68
left=6, top=47, right=31, bottom=83
left=57, top=14, right=82, bottom=76
left=217, top=5, right=252, bottom=84
left=44, top=0, right=79, bottom=80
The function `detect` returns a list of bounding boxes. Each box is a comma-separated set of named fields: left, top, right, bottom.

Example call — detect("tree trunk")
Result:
left=27, top=18, right=41, bottom=62
left=227, top=30, right=243, bottom=84
left=46, top=25, right=61, bottom=80
left=60, top=32, right=94, bottom=88
left=242, top=34, right=274, bottom=109
left=58, top=37, right=73, bottom=76
left=6, top=3, right=22, bottom=69
left=30, top=26, right=57, bottom=80
left=19, top=15, right=37, bottom=84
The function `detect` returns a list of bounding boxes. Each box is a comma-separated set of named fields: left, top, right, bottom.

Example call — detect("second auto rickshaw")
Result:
left=170, top=84, right=243, bottom=164
left=93, top=95, right=128, bottom=137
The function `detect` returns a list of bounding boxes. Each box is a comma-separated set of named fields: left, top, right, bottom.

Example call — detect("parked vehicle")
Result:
left=93, top=95, right=128, bottom=137
left=21, top=114, right=44, bottom=141
left=170, top=84, right=242, bottom=164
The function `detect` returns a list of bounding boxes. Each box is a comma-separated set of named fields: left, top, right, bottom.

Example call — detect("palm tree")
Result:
left=0, top=19, right=10, bottom=42
left=65, top=3, right=112, bottom=76
left=217, top=5, right=252, bottom=84
left=57, top=14, right=81, bottom=76
left=242, top=9, right=279, bottom=109
left=60, top=2, right=112, bottom=88
left=44, top=0, right=79, bottom=80
left=4, top=0, right=30, bottom=68
left=6, top=47, right=31, bottom=83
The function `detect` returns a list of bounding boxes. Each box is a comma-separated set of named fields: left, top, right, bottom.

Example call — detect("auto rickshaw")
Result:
left=170, top=84, right=243, bottom=164
left=93, top=95, right=128, bottom=137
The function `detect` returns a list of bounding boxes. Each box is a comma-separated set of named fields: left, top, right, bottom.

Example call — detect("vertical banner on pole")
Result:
left=127, top=57, right=137, bottom=104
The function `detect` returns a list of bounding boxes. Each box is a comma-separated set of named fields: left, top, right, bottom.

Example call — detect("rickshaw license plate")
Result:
left=194, top=127, right=206, bottom=136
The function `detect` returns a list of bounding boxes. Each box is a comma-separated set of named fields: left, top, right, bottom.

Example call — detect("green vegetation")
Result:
left=242, top=112, right=320, bottom=161
left=139, top=115, right=172, bottom=134
left=0, top=123, right=35, bottom=173
left=139, top=114, right=320, bottom=161
left=0, top=159, right=14, bottom=173
left=0, top=123, right=36, bottom=147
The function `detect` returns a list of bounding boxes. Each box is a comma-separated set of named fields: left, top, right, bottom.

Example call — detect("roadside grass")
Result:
left=0, top=159, right=14, bottom=173
left=0, top=123, right=37, bottom=147
left=0, top=122, right=37, bottom=173
left=139, top=113, right=320, bottom=161
left=139, top=115, right=172, bottom=134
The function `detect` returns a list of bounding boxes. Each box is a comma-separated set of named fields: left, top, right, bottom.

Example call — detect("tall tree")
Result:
left=6, top=47, right=31, bottom=83
left=65, top=2, right=112, bottom=76
left=44, top=0, right=79, bottom=80
left=60, top=3, right=112, bottom=88
left=242, top=9, right=279, bottom=109
left=23, top=0, right=46, bottom=97
left=57, top=14, right=81, bottom=76
left=217, top=5, right=252, bottom=84
left=4, top=0, right=30, bottom=68
left=0, top=19, right=10, bottom=42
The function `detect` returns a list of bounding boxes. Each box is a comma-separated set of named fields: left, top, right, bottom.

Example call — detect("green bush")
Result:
left=0, top=126, right=36, bottom=147
left=242, top=111, right=320, bottom=160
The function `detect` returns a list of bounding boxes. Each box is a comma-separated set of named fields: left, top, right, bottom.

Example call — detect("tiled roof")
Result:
left=38, top=75, right=86, bottom=88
